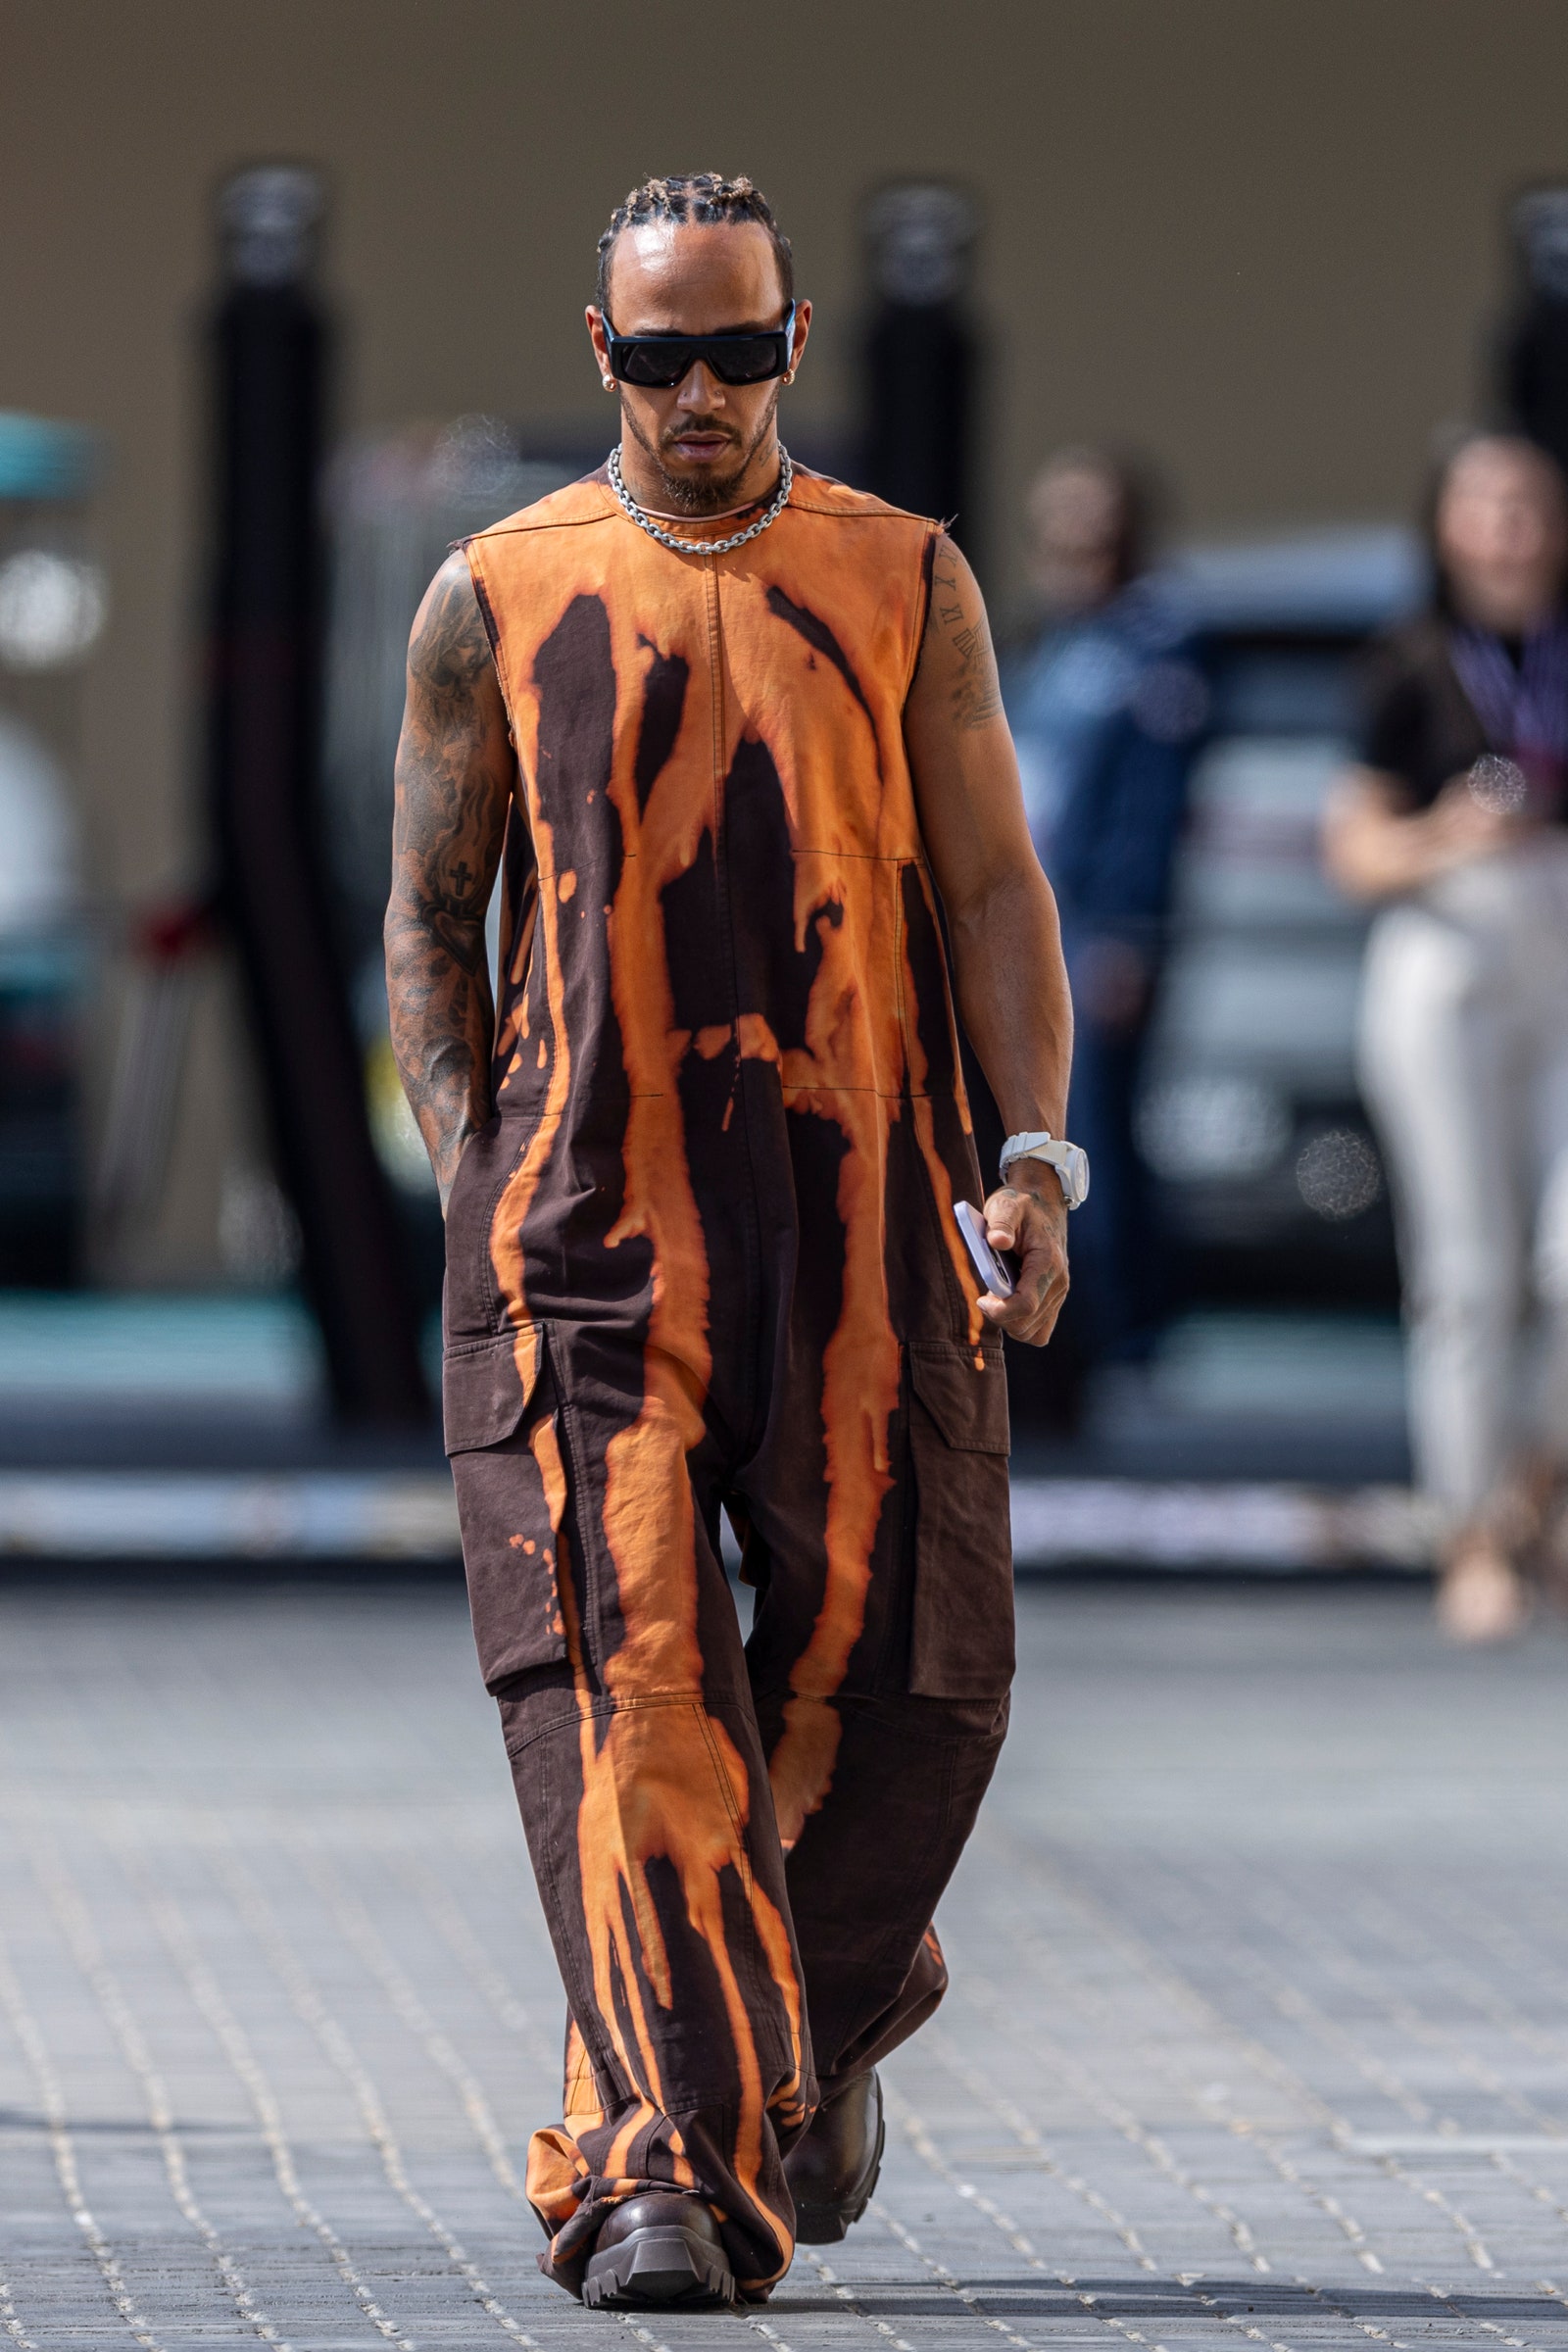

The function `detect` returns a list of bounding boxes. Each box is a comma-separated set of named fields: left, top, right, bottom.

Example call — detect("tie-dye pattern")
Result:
left=442, top=466, right=1015, bottom=2298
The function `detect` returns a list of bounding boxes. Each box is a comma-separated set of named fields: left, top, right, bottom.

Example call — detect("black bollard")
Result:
left=206, top=167, right=429, bottom=1425
left=1501, top=185, right=1568, bottom=482
left=861, top=183, right=982, bottom=564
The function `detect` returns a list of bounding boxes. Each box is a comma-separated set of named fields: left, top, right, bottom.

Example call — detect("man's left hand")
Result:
left=978, top=1172, right=1069, bottom=1347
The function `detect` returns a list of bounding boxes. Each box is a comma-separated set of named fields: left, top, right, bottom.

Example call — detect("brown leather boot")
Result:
left=581, top=2192, right=734, bottom=2309
left=785, top=2070, right=885, bottom=2242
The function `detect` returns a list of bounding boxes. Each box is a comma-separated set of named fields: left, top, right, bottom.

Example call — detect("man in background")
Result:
left=1004, top=448, right=1204, bottom=1387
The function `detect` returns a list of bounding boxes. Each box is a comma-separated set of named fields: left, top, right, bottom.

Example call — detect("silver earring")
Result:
left=602, top=377, right=614, bottom=391
left=783, top=369, right=795, bottom=384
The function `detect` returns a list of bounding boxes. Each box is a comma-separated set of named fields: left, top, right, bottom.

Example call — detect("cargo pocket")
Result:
left=906, top=1340, right=1014, bottom=1699
left=442, top=1114, right=541, bottom=1347
left=445, top=1325, right=572, bottom=1690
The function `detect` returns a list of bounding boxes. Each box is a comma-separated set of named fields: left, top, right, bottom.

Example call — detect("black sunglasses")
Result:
left=603, top=303, right=797, bottom=390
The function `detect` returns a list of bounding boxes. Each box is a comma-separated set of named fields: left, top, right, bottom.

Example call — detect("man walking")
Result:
left=386, top=172, right=1079, bottom=2312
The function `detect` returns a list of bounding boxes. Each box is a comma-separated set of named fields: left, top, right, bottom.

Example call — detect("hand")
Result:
left=978, top=1169, right=1069, bottom=1347
left=1423, top=772, right=1533, bottom=870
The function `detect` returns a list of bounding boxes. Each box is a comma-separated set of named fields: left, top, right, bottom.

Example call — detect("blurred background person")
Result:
left=1324, top=431, right=1568, bottom=1642
left=1502, top=185, right=1568, bottom=488
left=1003, top=448, right=1205, bottom=1393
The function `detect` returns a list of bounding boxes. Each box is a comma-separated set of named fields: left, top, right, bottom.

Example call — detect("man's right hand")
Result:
left=978, top=1168, right=1070, bottom=1348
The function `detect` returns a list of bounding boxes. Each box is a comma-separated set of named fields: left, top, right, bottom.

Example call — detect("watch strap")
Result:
left=999, top=1130, right=1090, bottom=1209
left=999, top=1129, right=1057, bottom=1178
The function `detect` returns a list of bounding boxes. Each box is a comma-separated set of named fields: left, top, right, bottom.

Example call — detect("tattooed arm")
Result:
left=903, top=531, right=1073, bottom=1347
left=385, top=551, right=519, bottom=1210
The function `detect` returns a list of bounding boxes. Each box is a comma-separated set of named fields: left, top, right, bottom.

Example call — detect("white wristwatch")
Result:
left=999, top=1129, right=1090, bottom=1210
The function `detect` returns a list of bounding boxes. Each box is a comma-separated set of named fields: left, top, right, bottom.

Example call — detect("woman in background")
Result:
left=1325, top=431, right=1568, bottom=1641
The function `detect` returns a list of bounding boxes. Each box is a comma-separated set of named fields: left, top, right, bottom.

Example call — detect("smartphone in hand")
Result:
left=954, top=1200, right=1015, bottom=1299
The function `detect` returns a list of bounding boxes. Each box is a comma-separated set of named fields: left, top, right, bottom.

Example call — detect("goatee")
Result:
left=624, top=394, right=780, bottom=514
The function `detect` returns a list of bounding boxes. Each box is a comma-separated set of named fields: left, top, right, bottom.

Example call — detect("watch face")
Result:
left=1063, top=1146, right=1090, bottom=1207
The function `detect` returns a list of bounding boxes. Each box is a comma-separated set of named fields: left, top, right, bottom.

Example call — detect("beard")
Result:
left=623, top=387, right=781, bottom=514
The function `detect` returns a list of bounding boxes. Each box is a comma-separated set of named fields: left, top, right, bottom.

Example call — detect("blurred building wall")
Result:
left=0, top=0, right=1562, bottom=1278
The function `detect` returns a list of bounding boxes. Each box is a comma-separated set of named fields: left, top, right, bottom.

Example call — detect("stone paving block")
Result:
left=8, top=1583, right=1568, bottom=2349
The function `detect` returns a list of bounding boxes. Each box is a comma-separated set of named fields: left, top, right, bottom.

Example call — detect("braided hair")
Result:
left=596, top=172, right=794, bottom=316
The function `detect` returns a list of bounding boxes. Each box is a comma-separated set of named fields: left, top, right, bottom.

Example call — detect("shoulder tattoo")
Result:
left=930, top=536, right=1004, bottom=731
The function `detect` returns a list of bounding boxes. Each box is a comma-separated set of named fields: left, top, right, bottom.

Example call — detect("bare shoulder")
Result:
left=911, top=529, right=1004, bottom=733
left=396, top=548, right=513, bottom=822
left=408, top=549, right=493, bottom=697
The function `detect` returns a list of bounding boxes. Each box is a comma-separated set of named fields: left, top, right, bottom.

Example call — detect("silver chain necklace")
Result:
left=607, top=444, right=793, bottom=557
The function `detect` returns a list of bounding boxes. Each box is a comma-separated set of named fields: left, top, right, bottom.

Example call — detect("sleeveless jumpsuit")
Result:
left=444, top=466, right=1015, bottom=2298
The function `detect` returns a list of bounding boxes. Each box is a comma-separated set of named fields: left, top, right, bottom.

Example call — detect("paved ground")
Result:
left=6, top=1576, right=1568, bottom=2350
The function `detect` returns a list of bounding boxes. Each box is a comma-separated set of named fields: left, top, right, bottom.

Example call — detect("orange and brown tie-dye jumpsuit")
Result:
left=443, top=465, right=1015, bottom=2300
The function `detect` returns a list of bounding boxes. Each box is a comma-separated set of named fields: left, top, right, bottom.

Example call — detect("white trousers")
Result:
left=1357, top=842, right=1568, bottom=1519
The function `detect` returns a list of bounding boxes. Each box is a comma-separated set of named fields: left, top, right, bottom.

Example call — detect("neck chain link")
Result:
left=608, top=444, right=793, bottom=557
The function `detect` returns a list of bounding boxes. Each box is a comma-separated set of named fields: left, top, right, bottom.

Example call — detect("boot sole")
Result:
left=792, top=2106, right=886, bottom=2244
left=582, top=2224, right=735, bottom=2310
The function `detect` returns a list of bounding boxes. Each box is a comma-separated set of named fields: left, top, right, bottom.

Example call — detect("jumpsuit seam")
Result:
left=706, top=549, right=767, bottom=1459
left=541, top=1337, right=607, bottom=1690
left=902, top=520, right=941, bottom=705
left=693, top=1708, right=758, bottom=1902
left=526, top=1729, right=625, bottom=2091
left=891, top=527, right=974, bottom=1338
left=465, top=1132, right=533, bottom=1334
left=508, top=1082, right=959, bottom=1102
left=538, top=851, right=928, bottom=871
left=503, top=1081, right=960, bottom=1100
left=893, top=867, right=912, bottom=1084
left=869, top=1377, right=910, bottom=1688
left=475, top=511, right=619, bottom=542
left=472, top=501, right=921, bottom=542
left=445, top=1322, right=541, bottom=1363
left=503, top=1689, right=731, bottom=1758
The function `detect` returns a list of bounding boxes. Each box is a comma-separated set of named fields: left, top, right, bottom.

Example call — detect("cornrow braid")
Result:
left=596, top=172, right=794, bottom=317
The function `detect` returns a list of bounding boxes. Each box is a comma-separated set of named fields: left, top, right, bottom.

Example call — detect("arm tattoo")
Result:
left=384, top=552, right=520, bottom=1203
left=930, top=538, right=1004, bottom=731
